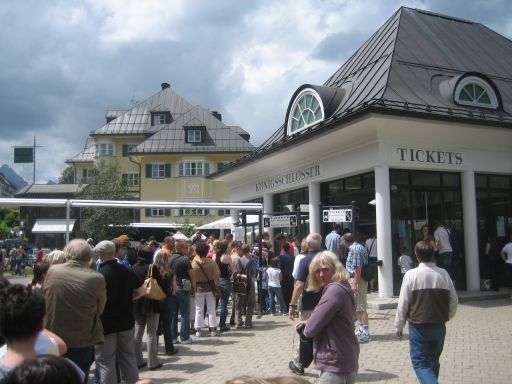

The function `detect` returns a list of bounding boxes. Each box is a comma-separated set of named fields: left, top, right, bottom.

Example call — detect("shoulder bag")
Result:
left=196, top=261, right=222, bottom=299
left=361, top=241, right=377, bottom=282
left=144, top=264, right=166, bottom=301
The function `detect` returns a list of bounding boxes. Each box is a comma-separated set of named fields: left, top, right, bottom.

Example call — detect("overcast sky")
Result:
left=1, top=0, right=511, bottom=184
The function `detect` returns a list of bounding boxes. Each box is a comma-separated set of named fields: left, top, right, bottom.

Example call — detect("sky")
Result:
left=1, top=0, right=511, bottom=184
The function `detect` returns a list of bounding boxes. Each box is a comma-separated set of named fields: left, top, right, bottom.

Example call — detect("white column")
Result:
left=230, top=209, right=239, bottom=233
left=461, top=170, right=480, bottom=291
left=374, top=166, right=393, bottom=298
left=308, top=182, right=321, bottom=234
left=263, top=193, right=274, bottom=240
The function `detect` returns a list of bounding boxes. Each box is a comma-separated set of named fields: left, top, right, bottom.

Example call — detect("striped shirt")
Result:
left=345, top=242, right=367, bottom=275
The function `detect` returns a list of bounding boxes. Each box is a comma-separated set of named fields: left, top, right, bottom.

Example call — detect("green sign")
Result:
left=14, top=147, right=33, bottom=163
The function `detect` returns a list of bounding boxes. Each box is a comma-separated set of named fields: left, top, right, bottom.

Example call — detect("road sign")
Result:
left=264, top=215, right=297, bottom=228
left=323, top=208, right=352, bottom=223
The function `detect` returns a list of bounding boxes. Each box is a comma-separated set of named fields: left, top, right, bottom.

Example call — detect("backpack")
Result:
left=360, top=242, right=377, bottom=281
left=445, top=228, right=458, bottom=256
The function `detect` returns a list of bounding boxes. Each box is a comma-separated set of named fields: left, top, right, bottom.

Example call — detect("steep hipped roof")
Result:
left=15, top=184, right=84, bottom=196
left=131, top=106, right=255, bottom=154
left=216, top=7, right=512, bottom=175
left=66, top=137, right=95, bottom=164
left=92, top=87, right=194, bottom=136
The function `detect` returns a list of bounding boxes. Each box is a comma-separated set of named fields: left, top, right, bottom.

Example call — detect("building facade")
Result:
left=67, top=83, right=254, bottom=228
left=212, top=8, right=512, bottom=297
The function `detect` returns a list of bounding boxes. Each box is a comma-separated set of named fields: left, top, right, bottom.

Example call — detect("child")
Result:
left=265, top=258, right=287, bottom=316
left=398, top=246, right=414, bottom=275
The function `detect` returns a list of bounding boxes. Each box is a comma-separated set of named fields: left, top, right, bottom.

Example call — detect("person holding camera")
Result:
left=297, top=251, right=359, bottom=383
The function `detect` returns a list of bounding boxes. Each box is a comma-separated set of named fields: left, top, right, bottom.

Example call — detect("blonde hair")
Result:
left=47, top=250, right=65, bottom=266
left=306, top=251, right=349, bottom=291
left=300, top=239, right=308, bottom=254
left=154, top=250, right=171, bottom=280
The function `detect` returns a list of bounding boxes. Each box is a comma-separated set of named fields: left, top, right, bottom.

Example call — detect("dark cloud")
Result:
left=0, top=0, right=510, bottom=182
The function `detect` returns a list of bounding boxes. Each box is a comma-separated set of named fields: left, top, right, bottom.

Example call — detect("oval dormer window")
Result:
left=287, top=89, right=325, bottom=135
left=454, top=76, right=498, bottom=109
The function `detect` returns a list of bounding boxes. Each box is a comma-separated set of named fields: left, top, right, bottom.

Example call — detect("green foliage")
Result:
left=78, top=160, right=136, bottom=241
left=180, top=217, right=195, bottom=238
left=58, top=165, right=75, bottom=184
left=0, top=208, right=20, bottom=239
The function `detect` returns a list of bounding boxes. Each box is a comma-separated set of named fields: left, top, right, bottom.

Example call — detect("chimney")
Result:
left=210, top=110, right=222, bottom=121
left=161, top=82, right=170, bottom=90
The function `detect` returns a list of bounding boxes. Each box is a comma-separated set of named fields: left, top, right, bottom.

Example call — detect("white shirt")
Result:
left=398, top=255, right=413, bottom=274
left=267, top=267, right=281, bottom=288
left=365, top=237, right=378, bottom=258
left=502, top=242, right=512, bottom=264
left=292, top=254, right=306, bottom=280
left=434, top=226, right=452, bottom=253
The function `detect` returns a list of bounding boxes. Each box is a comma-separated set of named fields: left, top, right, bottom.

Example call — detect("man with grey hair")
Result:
left=94, top=240, right=145, bottom=384
left=288, top=232, right=323, bottom=376
left=45, top=239, right=107, bottom=383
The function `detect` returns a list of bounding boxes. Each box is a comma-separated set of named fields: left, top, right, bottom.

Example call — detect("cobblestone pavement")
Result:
left=137, top=298, right=512, bottom=384
left=6, top=275, right=511, bottom=383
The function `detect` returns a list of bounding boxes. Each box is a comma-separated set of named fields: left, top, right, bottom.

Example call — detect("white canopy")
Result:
left=197, top=215, right=261, bottom=230
left=32, top=219, right=75, bottom=234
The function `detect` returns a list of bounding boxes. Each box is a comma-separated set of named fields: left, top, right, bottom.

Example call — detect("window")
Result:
left=287, top=88, right=324, bottom=135
left=178, top=161, right=210, bottom=176
left=145, top=163, right=171, bottom=179
left=218, top=209, right=231, bottom=216
left=177, top=208, right=210, bottom=216
left=145, top=208, right=171, bottom=217
left=122, top=144, right=137, bottom=157
left=455, top=76, right=498, bottom=109
left=153, top=114, right=166, bottom=125
left=187, top=130, right=201, bottom=143
left=82, top=168, right=97, bottom=183
left=95, top=143, right=114, bottom=157
left=122, top=172, right=139, bottom=187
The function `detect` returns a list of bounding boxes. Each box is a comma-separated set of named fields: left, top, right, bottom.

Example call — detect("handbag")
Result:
left=144, top=264, right=166, bottom=301
left=196, top=261, right=222, bottom=300
left=295, top=322, right=313, bottom=368
left=233, top=274, right=248, bottom=295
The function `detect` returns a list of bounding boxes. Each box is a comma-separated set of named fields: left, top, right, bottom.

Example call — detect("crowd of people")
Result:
left=0, top=222, right=485, bottom=383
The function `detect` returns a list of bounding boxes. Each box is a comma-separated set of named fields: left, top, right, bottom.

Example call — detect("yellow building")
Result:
left=67, top=83, right=254, bottom=226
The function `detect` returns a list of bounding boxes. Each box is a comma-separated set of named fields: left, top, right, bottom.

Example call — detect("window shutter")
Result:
left=164, top=164, right=171, bottom=178
left=122, top=174, right=127, bottom=185
left=164, top=209, right=171, bottom=217
left=205, top=162, right=210, bottom=176
left=122, top=144, right=128, bottom=157
left=145, top=164, right=152, bottom=178
left=82, top=169, right=87, bottom=178
left=145, top=208, right=151, bottom=217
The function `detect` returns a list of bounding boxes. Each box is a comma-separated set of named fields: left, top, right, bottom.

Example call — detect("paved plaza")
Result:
left=5, top=275, right=511, bottom=383
left=136, top=295, right=512, bottom=384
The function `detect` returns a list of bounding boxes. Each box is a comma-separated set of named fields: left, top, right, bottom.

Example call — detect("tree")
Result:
left=0, top=208, right=20, bottom=239
left=58, top=165, right=75, bottom=184
left=78, top=160, right=136, bottom=241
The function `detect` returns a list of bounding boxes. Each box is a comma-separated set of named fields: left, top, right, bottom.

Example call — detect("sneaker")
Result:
left=270, top=313, right=275, bottom=317
left=288, top=361, right=304, bottom=375
left=219, top=326, right=230, bottom=332
left=357, top=333, right=371, bottom=343
left=180, top=337, right=193, bottom=344
left=195, top=331, right=201, bottom=337
left=172, top=338, right=179, bottom=344
left=211, top=330, right=219, bottom=337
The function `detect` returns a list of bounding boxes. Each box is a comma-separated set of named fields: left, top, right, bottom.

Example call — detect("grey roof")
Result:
left=215, top=7, right=512, bottom=175
left=131, top=106, right=255, bottom=154
left=92, top=87, right=194, bottom=136
left=66, top=137, right=95, bottom=164
left=105, top=110, right=127, bottom=120
left=15, top=184, right=84, bottom=196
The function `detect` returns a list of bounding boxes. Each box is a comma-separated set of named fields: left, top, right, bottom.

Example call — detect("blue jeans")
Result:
left=437, top=252, right=453, bottom=279
left=174, top=289, right=190, bottom=341
left=409, top=324, right=446, bottom=384
left=65, top=345, right=95, bottom=384
left=219, top=278, right=232, bottom=328
left=268, top=286, right=286, bottom=314
left=160, top=296, right=177, bottom=353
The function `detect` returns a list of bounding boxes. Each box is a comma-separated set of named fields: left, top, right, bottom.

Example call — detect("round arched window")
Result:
left=287, top=89, right=325, bottom=135
left=454, top=76, right=498, bottom=109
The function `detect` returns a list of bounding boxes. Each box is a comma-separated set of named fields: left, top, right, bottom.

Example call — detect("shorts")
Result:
left=350, top=277, right=368, bottom=311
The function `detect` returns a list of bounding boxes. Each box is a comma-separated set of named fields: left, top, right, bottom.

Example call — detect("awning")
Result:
left=197, top=215, right=260, bottom=230
left=32, top=219, right=76, bottom=234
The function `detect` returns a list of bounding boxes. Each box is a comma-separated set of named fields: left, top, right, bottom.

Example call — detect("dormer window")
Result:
left=187, top=129, right=202, bottom=143
left=287, top=88, right=325, bottom=135
left=153, top=114, right=166, bottom=125
left=454, top=76, right=498, bottom=109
